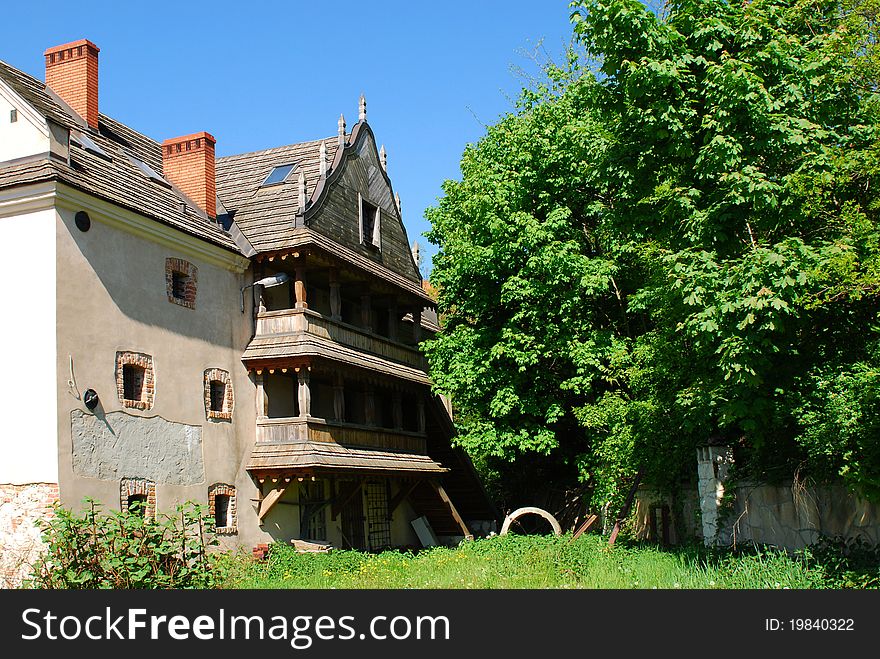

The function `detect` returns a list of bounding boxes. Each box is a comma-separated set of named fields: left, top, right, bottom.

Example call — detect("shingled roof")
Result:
left=215, top=137, right=341, bottom=253
left=0, top=59, right=239, bottom=253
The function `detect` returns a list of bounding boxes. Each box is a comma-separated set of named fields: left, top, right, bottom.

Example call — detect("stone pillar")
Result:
left=697, top=445, right=734, bottom=546
left=329, top=269, right=341, bottom=321
left=297, top=368, right=311, bottom=418
left=388, top=306, right=399, bottom=342
left=361, top=293, right=372, bottom=330
left=392, top=392, right=403, bottom=430
left=364, top=384, right=375, bottom=426
left=254, top=372, right=267, bottom=418
left=333, top=374, right=345, bottom=422
left=294, top=266, right=308, bottom=309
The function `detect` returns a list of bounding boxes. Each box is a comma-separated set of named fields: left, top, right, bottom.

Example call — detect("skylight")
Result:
left=125, top=151, right=170, bottom=188
left=261, top=163, right=297, bottom=186
left=70, top=131, right=110, bottom=160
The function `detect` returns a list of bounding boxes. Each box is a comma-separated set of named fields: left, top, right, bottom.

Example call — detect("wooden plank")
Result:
left=608, top=469, right=644, bottom=547
left=431, top=481, right=473, bottom=540
left=569, top=514, right=598, bottom=543
left=388, top=480, right=421, bottom=515
left=258, top=482, right=291, bottom=524
left=331, top=481, right=363, bottom=521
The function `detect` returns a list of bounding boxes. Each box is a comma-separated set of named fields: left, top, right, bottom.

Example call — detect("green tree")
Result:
left=426, top=0, right=880, bottom=510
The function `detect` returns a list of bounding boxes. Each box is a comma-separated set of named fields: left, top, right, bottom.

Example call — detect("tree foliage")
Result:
left=425, top=0, right=880, bottom=508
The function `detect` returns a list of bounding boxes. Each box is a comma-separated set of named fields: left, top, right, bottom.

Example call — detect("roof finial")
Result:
left=411, top=240, right=421, bottom=267
left=379, top=144, right=387, bottom=172
left=395, top=192, right=401, bottom=215
left=338, top=113, right=346, bottom=146
left=359, top=93, right=367, bottom=122
left=319, top=141, right=327, bottom=177
left=298, top=170, right=307, bottom=210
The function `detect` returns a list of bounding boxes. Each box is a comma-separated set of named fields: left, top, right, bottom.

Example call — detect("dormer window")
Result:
left=261, top=163, right=298, bottom=186
left=359, top=194, right=381, bottom=249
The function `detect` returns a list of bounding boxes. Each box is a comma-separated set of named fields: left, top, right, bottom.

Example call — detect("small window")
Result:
left=209, top=484, right=237, bottom=534
left=71, top=130, right=110, bottom=160
left=166, top=258, right=198, bottom=309
left=214, top=494, right=231, bottom=528
left=359, top=196, right=380, bottom=248
left=204, top=368, right=234, bottom=420
left=171, top=270, right=189, bottom=300
left=116, top=352, right=155, bottom=410
left=126, top=152, right=170, bottom=187
left=127, top=494, right=148, bottom=516
left=209, top=380, right=226, bottom=413
left=261, top=163, right=297, bottom=186
left=123, top=364, right=145, bottom=402
left=10, top=108, right=18, bottom=123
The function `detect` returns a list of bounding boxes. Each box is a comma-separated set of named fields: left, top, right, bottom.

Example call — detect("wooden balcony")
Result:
left=256, top=308, right=427, bottom=371
left=255, top=416, right=427, bottom=454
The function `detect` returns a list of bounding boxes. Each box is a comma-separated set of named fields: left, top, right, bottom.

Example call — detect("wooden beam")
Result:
left=431, top=481, right=473, bottom=540
left=331, top=481, right=362, bottom=521
left=388, top=480, right=420, bottom=515
left=258, top=482, right=291, bottom=524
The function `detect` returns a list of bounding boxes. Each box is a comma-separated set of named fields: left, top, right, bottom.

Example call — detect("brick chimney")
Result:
left=44, top=39, right=100, bottom=130
left=162, top=132, right=217, bottom=218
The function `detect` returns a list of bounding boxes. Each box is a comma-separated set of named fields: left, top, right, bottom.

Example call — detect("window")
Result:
left=261, top=163, right=297, bottom=186
left=120, top=478, right=156, bottom=519
left=165, top=258, right=198, bottom=309
left=359, top=194, right=381, bottom=249
left=123, top=364, right=145, bottom=401
left=214, top=494, right=230, bottom=528
left=204, top=368, right=234, bottom=420
left=116, top=352, right=154, bottom=410
left=300, top=480, right=326, bottom=540
left=209, top=484, right=237, bottom=534
left=127, top=494, right=148, bottom=516
left=171, top=270, right=189, bottom=300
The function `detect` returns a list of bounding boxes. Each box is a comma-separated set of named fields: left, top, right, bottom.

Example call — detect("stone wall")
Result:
left=0, top=483, right=59, bottom=588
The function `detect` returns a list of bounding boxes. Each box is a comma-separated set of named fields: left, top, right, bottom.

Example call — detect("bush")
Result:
left=27, top=498, right=222, bottom=589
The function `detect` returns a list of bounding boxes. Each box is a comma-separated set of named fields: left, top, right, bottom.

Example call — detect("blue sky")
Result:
left=0, top=1, right=577, bottom=275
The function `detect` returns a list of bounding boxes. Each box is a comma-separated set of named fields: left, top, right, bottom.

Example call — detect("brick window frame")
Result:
left=116, top=351, right=155, bottom=410
left=208, top=483, right=237, bottom=534
left=204, top=368, right=234, bottom=420
left=120, top=477, right=156, bottom=519
left=165, top=257, right=198, bottom=309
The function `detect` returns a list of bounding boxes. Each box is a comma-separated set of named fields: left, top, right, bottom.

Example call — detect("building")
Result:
left=0, top=39, right=496, bottom=586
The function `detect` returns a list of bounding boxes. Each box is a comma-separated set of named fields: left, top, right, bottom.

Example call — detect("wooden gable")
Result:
left=304, top=125, right=421, bottom=284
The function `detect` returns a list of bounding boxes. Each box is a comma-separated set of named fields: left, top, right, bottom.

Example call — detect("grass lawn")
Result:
left=217, top=533, right=879, bottom=589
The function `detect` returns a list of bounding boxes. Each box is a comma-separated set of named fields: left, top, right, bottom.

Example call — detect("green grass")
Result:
left=217, top=533, right=877, bottom=589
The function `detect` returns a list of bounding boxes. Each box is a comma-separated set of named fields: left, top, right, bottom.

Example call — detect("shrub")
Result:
left=27, top=498, right=221, bottom=589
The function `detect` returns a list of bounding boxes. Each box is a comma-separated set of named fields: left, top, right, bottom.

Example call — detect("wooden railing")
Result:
left=256, top=308, right=426, bottom=370
left=256, top=416, right=427, bottom=454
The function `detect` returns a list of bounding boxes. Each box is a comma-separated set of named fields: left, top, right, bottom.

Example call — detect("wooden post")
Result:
left=411, top=307, right=422, bottom=343
left=431, top=481, right=473, bottom=541
left=329, top=268, right=341, bottom=321
left=294, top=266, right=308, bottom=309
left=361, top=293, right=372, bottom=330
left=393, top=392, right=403, bottom=430
left=333, top=373, right=345, bottom=422
left=388, top=305, right=398, bottom=342
left=297, top=368, right=311, bottom=418
left=258, top=481, right=291, bottom=524
left=254, top=371, right=267, bottom=419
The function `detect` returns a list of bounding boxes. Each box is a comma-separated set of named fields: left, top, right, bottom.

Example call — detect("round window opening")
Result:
left=75, top=211, right=91, bottom=232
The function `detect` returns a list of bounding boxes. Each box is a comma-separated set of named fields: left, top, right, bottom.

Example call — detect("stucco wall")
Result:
left=0, top=207, right=58, bottom=484
left=0, top=90, right=49, bottom=163
left=53, top=198, right=259, bottom=544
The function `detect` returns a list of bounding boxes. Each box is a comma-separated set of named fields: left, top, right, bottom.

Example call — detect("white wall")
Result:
left=0, top=208, right=57, bottom=483
left=0, top=92, right=49, bottom=163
